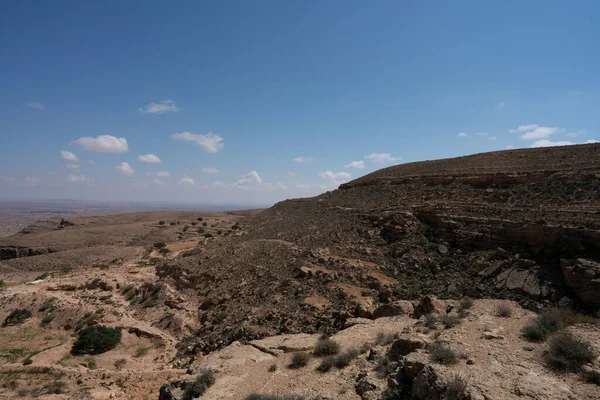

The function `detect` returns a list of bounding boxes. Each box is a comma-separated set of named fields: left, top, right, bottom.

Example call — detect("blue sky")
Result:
left=1, top=1, right=598, bottom=206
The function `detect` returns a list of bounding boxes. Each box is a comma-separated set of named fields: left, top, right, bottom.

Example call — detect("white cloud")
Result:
left=585, top=139, right=599, bottom=144
left=24, top=176, right=41, bottom=186
left=520, top=126, right=560, bottom=140
left=61, top=150, right=79, bottom=162
left=476, top=132, right=488, bottom=136
left=137, top=154, right=161, bottom=163
left=201, top=167, right=219, bottom=173
left=506, top=145, right=516, bottom=150
left=66, top=174, right=92, bottom=183
left=74, top=135, right=129, bottom=153
left=171, top=132, right=224, bottom=153
left=153, top=178, right=164, bottom=185
left=27, top=102, right=44, bottom=110
left=287, top=171, right=297, bottom=177
left=276, top=182, right=289, bottom=190
left=178, top=175, right=195, bottom=185
left=295, top=183, right=309, bottom=189
left=236, top=171, right=263, bottom=186
left=495, top=102, right=505, bottom=110
left=139, top=100, right=179, bottom=114
left=319, top=171, right=351, bottom=183
left=457, top=132, right=468, bottom=137
left=566, top=130, right=585, bottom=138
left=66, top=164, right=80, bottom=169
left=531, top=140, right=575, bottom=148
left=364, top=153, right=401, bottom=164
left=509, top=124, right=539, bottom=134
left=345, top=160, right=365, bottom=169
left=213, top=181, right=227, bottom=187
left=488, top=136, right=497, bottom=141
left=292, top=156, right=313, bottom=163
left=88, top=160, right=94, bottom=165
left=116, top=162, right=135, bottom=176
left=156, top=171, right=170, bottom=177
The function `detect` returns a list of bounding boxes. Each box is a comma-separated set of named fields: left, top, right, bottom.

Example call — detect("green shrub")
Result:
left=440, top=315, right=462, bottom=329
left=445, top=373, right=468, bottom=400
left=288, top=352, right=310, bottom=369
left=425, top=313, right=438, bottom=329
left=543, top=333, right=594, bottom=372
left=495, top=303, right=512, bottom=318
left=159, top=248, right=171, bottom=255
left=22, top=358, right=33, bottom=365
left=459, top=298, right=473, bottom=310
left=268, top=364, right=276, bottom=372
left=114, top=358, right=127, bottom=370
left=154, top=242, right=166, bottom=248
left=313, top=336, right=340, bottom=356
left=523, top=323, right=548, bottom=342
left=582, top=369, right=600, bottom=386
left=134, top=347, right=150, bottom=358
left=375, top=332, right=395, bottom=345
left=197, top=228, right=205, bottom=233
left=213, top=312, right=227, bottom=324
left=522, top=308, right=597, bottom=343
left=71, top=326, right=122, bottom=355
left=3, top=309, right=32, bottom=326
left=43, top=380, right=66, bottom=394
left=429, top=343, right=457, bottom=365
left=333, top=348, right=359, bottom=369
left=202, top=222, right=208, bottom=226
left=35, top=272, right=50, bottom=281
left=197, top=217, right=203, bottom=221
left=39, top=297, right=57, bottom=312
left=183, top=370, right=215, bottom=400
left=170, top=222, right=177, bottom=226
left=204, top=233, right=213, bottom=238
left=374, top=356, right=396, bottom=377
left=316, top=356, right=335, bottom=372
left=40, top=314, right=56, bottom=327
left=159, top=221, right=165, bottom=225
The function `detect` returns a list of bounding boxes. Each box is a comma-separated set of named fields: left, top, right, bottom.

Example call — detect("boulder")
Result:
left=387, top=335, right=429, bottom=359
left=373, top=300, right=414, bottom=319
left=561, top=258, right=600, bottom=306
left=413, top=295, right=446, bottom=319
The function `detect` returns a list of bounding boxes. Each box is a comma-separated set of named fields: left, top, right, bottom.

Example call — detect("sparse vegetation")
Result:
left=288, top=352, right=310, bottom=369
left=183, top=370, right=215, bottom=400
left=43, top=380, right=67, bottom=394
left=425, top=313, right=438, bottom=329
left=440, top=315, right=462, bottom=329
left=268, top=364, right=277, bottom=372
left=154, top=242, right=166, bottom=248
left=313, top=336, right=340, bottom=356
left=3, top=309, right=32, bottom=326
left=459, top=297, right=473, bottom=311
left=197, top=217, right=203, bottom=221
left=315, top=356, right=335, bottom=372
left=35, top=272, right=50, bottom=281
left=543, top=332, right=594, bottom=372
left=159, top=247, right=171, bottom=255
left=213, top=312, right=227, bottom=324
left=40, top=314, right=56, bottom=327
left=39, top=297, right=57, bottom=312
left=522, top=308, right=597, bottom=342
left=245, top=395, right=304, bottom=400
left=429, top=342, right=457, bottom=365
left=332, top=348, right=359, bottom=369
left=71, top=326, right=122, bottom=355
left=374, top=356, right=397, bottom=377
left=582, top=369, right=600, bottom=386
left=375, top=332, right=395, bottom=345
left=114, top=358, right=127, bottom=370
left=204, top=233, right=213, bottom=238
left=495, top=303, right=512, bottom=317
left=134, top=346, right=151, bottom=358
left=445, top=373, right=469, bottom=400
left=159, top=220, right=165, bottom=225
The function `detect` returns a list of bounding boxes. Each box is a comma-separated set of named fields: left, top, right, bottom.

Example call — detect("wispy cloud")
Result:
left=171, top=132, right=224, bottom=153
left=74, top=135, right=128, bottom=153
left=27, top=102, right=45, bottom=110
left=531, top=139, right=598, bottom=148
left=116, top=162, right=135, bottom=176
left=156, top=171, right=170, bottom=177
left=66, top=174, right=92, bottom=183
left=24, top=177, right=41, bottom=186
left=235, top=171, right=263, bottom=186
left=364, top=153, right=401, bottom=164
left=457, top=132, right=468, bottom=137
left=495, top=101, right=505, bottom=110
left=488, top=136, right=497, bottom=141
left=292, top=156, right=313, bottom=163
left=287, top=171, right=297, bottom=177
left=137, top=154, right=161, bottom=163
left=345, top=160, right=365, bottom=169
left=475, top=132, right=488, bottom=137
left=201, top=167, right=219, bottom=173
left=319, top=171, right=351, bottom=183
left=178, top=175, right=195, bottom=185
left=509, top=124, right=539, bottom=134
left=66, top=164, right=80, bottom=169
left=139, top=100, right=179, bottom=114
left=61, top=150, right=79, bottom=162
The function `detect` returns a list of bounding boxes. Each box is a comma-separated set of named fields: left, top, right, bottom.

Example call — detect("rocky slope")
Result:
left=158, top=144, right=600, bottom=357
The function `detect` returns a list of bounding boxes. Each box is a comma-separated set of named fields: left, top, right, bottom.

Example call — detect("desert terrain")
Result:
left=0, top=144, right=599, bottom=399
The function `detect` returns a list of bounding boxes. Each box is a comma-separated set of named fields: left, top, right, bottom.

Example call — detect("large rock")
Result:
left=248, top=333, right=320, bottom=356
left=413, top=295, right=446, bottom=319
left=562, top=258, right=600, bottom=306
left=387, top=335, right=430, bottom=359
left=372, top=300, right=414, bottom=319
